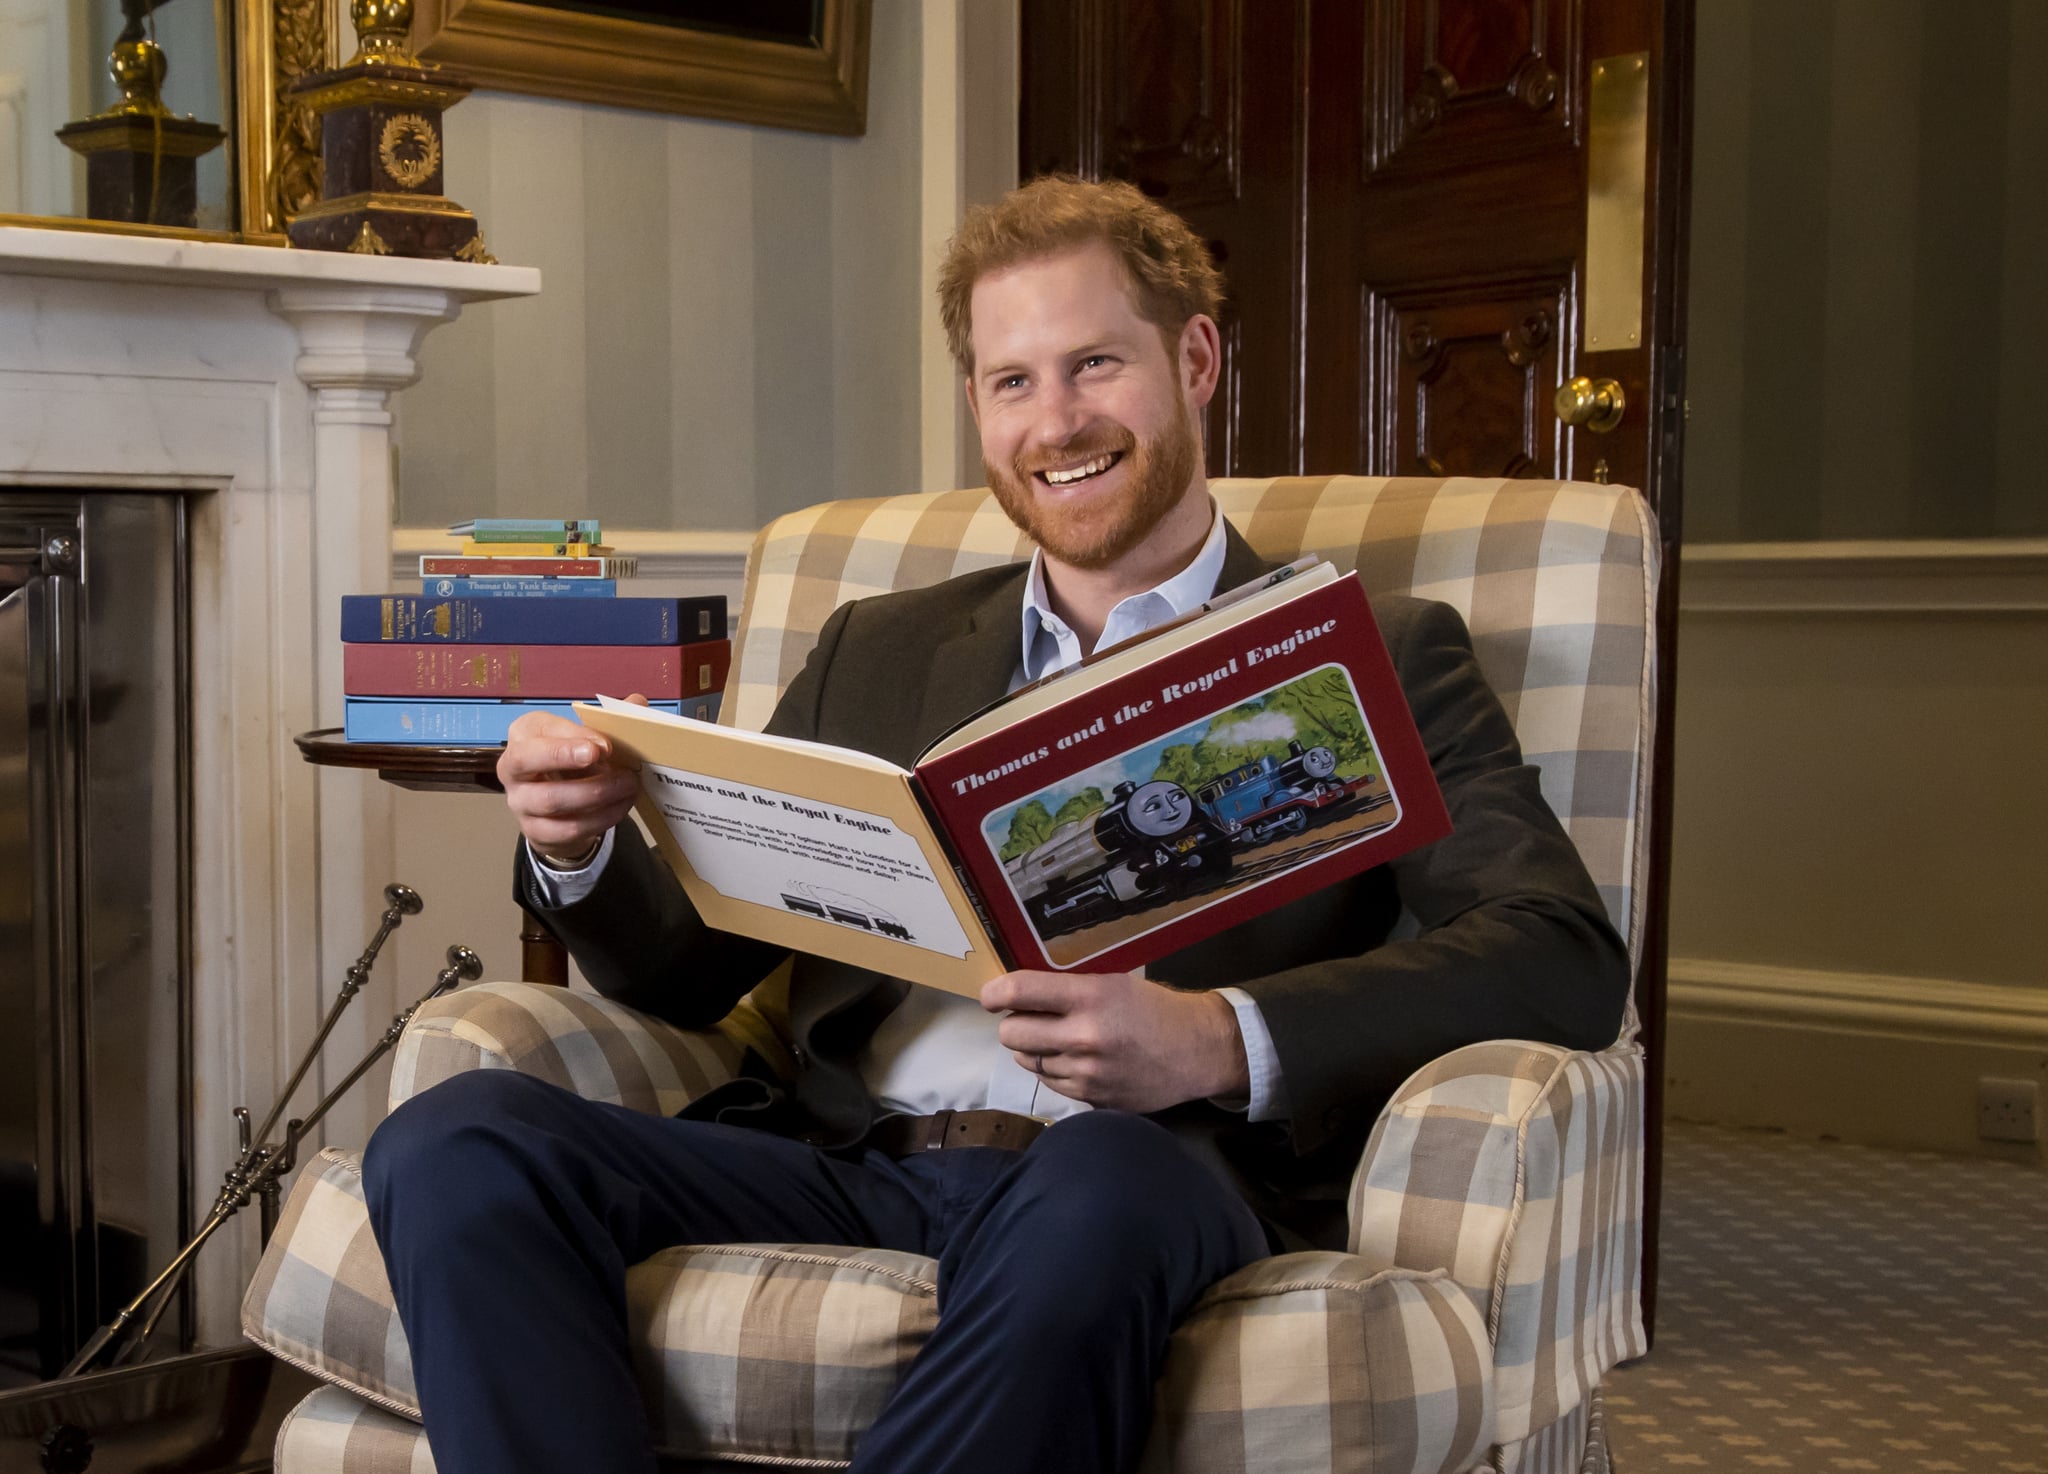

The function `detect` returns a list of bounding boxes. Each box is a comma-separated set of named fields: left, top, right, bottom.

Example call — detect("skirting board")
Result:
left=1667, top=957, right=2048, bottom=1163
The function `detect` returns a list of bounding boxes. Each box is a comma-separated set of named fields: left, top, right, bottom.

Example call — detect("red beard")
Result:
left=985, top=394, right=1200, bottom=572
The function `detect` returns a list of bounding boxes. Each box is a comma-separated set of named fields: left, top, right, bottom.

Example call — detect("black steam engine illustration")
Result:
left=1005, top=741, right=1375, bottom=937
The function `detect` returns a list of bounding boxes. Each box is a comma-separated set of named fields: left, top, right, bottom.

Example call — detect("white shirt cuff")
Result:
left=1212, top=985, right=1290, bottom=1124
left=525, top=829, right=614, bottom=908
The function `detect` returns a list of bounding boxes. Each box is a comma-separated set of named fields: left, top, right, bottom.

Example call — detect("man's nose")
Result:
left=1032, top=378, right=1092, bottom=446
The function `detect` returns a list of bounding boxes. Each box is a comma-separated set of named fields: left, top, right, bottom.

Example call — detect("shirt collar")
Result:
left=1018, top=498, right=1228, bottom=685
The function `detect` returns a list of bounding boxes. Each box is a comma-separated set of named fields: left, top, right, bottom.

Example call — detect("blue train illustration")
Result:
left=1003, top=741, right=1378, bottom=938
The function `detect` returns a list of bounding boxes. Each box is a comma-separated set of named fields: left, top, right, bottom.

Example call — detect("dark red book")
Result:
left=576, top=563, right=1449, bottom=996
left=343, top=639, right=729, bottom=700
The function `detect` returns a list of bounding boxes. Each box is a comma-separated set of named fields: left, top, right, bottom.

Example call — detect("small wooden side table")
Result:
left=294, top=728, right=568, bottom=985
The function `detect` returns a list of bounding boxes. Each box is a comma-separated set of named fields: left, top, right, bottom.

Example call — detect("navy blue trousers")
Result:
left=363, top=1071, right=1269, bottom=1474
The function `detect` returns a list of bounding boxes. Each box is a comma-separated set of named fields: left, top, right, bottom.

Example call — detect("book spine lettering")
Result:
left=343, top=640, right=730, bottom=698
left=422, top=577, right=618, bottom=598
left=344, top=698, right=688, bottom=745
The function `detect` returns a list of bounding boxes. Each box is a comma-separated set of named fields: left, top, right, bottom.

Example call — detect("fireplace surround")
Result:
left=0, top=225, right=538, bottom=1356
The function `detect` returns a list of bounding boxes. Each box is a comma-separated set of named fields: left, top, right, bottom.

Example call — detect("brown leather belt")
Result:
left=866, top=1108, right=1050, bottom=1157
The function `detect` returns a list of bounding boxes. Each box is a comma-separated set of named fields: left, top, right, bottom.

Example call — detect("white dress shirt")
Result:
left=530, top=500, right=1291, bottom=1123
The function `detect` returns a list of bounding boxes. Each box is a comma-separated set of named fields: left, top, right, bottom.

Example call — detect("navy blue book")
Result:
left=341, top=594, right=725, bottom=645
left=344, top=695, right=720, bottom=745
left=423, top=576, right=618, bottom=599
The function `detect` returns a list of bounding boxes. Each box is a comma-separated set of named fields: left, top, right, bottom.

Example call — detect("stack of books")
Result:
left=339, top=517, right=729, bottom=745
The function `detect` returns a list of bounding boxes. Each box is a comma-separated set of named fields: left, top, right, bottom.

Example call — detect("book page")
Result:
left=574, top=697, right=1006, bottom=997
left=637, top=764, right=973, bottom=960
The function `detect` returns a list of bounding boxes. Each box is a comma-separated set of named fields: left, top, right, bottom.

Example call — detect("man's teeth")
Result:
left=1041, top=453, right=1118, bottom=486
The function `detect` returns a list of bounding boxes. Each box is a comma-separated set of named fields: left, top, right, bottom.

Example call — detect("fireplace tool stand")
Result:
left=61, top=883, right=483, bottom=1378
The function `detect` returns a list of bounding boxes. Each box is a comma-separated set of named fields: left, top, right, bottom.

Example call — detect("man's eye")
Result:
left=1078, top=355, right=1111, bottom=372
left=997, top=375, right=1027, bottom=391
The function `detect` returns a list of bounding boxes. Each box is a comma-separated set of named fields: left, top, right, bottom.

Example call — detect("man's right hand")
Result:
left=497, top=703, right=645, bottom=866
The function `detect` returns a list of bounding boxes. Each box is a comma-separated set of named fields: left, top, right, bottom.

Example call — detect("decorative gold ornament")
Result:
left=350, top=0, right=423, bottom=66
left=454, top=235, right=497, bottom=265
left=268, top=0, right=329, bottom=232
left=103, top=36, right=172, bottom=118
left=378, top=113, right=441, bottom=188
left=347, top=221, right=393, bottom=255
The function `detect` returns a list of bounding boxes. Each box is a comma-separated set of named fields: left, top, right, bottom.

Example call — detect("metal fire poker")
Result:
left=62, top=884, right=484, bottom=1377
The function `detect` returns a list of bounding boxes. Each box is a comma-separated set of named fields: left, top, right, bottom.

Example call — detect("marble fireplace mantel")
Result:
left=0, top=226, right=540, bottom=1344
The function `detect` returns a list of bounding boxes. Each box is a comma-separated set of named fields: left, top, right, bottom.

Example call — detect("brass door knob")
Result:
left=1554, top=376, right=1626, bottom=433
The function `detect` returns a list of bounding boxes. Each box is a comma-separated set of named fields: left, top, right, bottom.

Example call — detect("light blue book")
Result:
left=423, top=577, right=618, bottom=598
left=343, top=696, right=721, bottom=746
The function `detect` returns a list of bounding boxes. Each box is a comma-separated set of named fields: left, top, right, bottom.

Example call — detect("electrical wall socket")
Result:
left=1978, top=1077, right=2041, bottom=1143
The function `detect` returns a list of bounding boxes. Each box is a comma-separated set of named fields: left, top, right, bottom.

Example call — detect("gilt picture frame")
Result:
left=406, top=0, right=871, bottom=135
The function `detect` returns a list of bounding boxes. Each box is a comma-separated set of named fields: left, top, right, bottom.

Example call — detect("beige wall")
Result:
left=1665, top=0, right=2048, bottom=1159
left=1664, top=549, right=2048, bottom=1159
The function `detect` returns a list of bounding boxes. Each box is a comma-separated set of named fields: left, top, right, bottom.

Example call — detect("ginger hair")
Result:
left=939, top=175, right=1225, bottom=374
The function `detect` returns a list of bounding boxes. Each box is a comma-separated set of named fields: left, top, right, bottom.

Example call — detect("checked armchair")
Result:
left=244, top=475, right=1656, bottom=1474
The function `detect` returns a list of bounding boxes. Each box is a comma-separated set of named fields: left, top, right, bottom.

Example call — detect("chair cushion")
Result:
left=248, top=1152, right=1494, bottom=1473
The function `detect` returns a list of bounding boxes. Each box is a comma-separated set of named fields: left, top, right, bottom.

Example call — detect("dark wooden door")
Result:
left=1023, top=0, right=1691, bottom=1340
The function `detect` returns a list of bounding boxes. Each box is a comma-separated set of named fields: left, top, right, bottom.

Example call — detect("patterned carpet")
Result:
left=1605, top=1122, right=2048, bottom=1472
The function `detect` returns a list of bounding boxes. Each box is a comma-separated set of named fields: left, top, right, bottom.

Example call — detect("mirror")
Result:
left=1, top=0, right=238, bottom=232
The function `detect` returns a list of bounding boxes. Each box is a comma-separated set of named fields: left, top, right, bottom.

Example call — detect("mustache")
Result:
left=1014, top=427, right=1137, bottom=479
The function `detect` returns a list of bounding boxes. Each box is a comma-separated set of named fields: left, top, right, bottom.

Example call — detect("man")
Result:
left=365, top=176, right=1629, bottom=1474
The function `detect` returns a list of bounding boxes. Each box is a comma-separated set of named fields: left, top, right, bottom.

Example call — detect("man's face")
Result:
left=967, top=242, right=1206, bottom=571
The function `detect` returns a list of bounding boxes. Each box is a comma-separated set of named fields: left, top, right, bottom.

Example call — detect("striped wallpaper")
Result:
left=394, top=0, right=965, bottom=534
left=1686, top=0, right=2048, bottom=542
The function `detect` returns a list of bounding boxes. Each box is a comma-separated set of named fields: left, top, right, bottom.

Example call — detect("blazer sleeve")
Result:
left=1230, top=597, right=1633, bottom=1154
left=509, top=602, right=858, bottom=1031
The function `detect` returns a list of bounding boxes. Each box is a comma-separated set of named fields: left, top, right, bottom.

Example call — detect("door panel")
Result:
left=1372, top=284, right=1569, bottom=478
left=1366, top=0, right=1578, bottom=178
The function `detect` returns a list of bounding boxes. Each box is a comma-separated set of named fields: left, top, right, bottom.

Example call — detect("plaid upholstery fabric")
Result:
left=275, top=1386, right=435, bottom=1474
left=248, top=1153, right=1491, bottom=1472
left=1349, top=1043, right=1647, bottom=1447
left=1490, top=1386, right=1603, bottom=1474
left=387, top=980, right=759, bottom=1114
left=272, top=1386, right=811, bottom=1474
left=1142, top=1256, right=1494, bottom=1474
left=726, top=477, right=1656, bottom=1009
left=244, top=1149, right=419, bottom=1418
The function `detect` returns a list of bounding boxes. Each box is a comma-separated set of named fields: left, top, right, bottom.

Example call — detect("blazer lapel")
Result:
left=913, top=567, right=1031, bottom=754
left=1218, top=518, right=1276, bottom=589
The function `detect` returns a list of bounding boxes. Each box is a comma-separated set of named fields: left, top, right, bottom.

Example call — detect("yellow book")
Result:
left=458, top=539, right=615, bottom=558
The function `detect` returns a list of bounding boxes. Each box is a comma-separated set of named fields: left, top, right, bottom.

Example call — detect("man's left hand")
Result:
left=981, top=970, right=1250, bottom=1114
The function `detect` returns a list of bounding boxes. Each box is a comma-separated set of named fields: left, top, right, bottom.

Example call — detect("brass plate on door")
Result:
left=1586, top=52, right=1648, bottom=353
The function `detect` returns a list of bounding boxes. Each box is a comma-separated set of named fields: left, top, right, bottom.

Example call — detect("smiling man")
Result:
left=362, top=176, right=1629, bottom=1474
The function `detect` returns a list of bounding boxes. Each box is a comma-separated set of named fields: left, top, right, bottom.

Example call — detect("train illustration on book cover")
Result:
left=980, top=664, right=1400, bottom=964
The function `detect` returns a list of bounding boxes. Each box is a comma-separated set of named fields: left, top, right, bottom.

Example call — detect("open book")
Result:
left=574, top=561, right=1450, bottom=997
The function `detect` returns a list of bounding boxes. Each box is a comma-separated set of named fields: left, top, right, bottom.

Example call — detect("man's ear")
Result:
left=963, top=375, right=982, bottom=429
left=1179, top=314, right=1222, bottom=410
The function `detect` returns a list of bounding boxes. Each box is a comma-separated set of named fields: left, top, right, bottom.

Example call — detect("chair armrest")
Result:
left=387, top=981, right=777, bottom=1117
left=1145, top=1252, right=1494, bottom=1474
left=1346, top=1040, right=1648, bottom=1446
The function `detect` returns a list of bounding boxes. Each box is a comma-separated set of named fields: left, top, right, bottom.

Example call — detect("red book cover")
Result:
left=344, top=639, right=730, bottom=699
left=419, top=555, right=637, bottom=577
left=914, top=571, right=1449, bottom=974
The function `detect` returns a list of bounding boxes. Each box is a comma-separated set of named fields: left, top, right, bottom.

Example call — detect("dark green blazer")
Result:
left=516, top=523, right=1629, bottom=1249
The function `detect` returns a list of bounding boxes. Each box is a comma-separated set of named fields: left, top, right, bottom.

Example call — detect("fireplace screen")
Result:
left=0, top=493, right=190, bottom=1383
